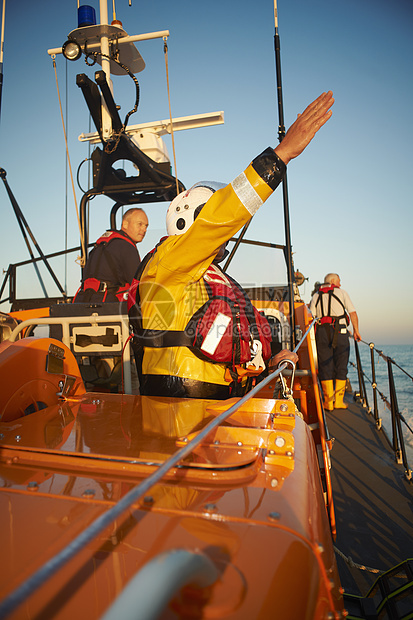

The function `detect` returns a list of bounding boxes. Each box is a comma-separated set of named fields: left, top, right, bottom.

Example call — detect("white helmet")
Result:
left=166, top=181, right=226, bottom=236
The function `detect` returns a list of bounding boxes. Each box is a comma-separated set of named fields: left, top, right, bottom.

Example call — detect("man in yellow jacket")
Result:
left=130, top=91, right=334, bottom=399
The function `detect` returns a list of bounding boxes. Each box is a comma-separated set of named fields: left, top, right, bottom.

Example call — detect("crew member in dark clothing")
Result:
left=74, top=208, right=148, bottom=303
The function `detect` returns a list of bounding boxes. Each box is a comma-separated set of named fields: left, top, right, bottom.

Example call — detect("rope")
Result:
left=350, top=359, right=413, bottom=437
left=334, top=547, right=410, bottom=586
left=381, top=354, right=413, bottom=381
left=334, top=545, right=383, bottom=575
left=349, top=346, right=413, bottom=439
left=52, top=56, right=86, bottom=267
left=359, top=339, right=413, bottom=382
left=163, top=37, right=180, bottom=197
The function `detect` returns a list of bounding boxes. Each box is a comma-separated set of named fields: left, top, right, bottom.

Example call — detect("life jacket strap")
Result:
left=73, top=278, right=130, bottom=303
left=132, top=328, right=194, bottom=348
left=83, top=278, right=106, bottom=292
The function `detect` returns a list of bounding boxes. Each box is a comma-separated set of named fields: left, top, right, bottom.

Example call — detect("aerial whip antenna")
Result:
left=0, top=0, right=6, bottom=122
left=273, top=0, right=296, bottom=350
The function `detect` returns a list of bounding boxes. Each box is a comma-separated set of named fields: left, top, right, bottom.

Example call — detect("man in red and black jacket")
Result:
left=73, top=208, right=148, bottom=303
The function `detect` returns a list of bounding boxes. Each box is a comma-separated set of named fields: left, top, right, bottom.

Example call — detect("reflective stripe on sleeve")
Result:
left=231, top=172, right=263, bottom=216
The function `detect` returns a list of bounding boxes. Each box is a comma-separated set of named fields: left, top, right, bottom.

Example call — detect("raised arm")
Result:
left=275, top=91, right=334, bottom=165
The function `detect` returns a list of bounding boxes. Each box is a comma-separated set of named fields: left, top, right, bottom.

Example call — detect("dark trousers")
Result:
left=315, top=324, right=350, bottom=381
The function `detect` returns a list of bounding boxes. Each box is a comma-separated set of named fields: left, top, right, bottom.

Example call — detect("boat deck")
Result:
left=328, top=392, right=413, bottom=597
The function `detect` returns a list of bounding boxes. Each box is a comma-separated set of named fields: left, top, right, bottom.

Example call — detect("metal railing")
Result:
left=350, top=340, right=412, bottom=481
left=0, top=243, right=96, bottom=308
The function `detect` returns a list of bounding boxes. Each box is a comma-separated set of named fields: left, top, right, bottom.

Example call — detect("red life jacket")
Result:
left=73, top=231, right=137, bottom=303
left=128, top=246, right=273, bottom=368
left=186, top=264, right=272, bottom=364
left=315, top=284, right=350, bottom=326
left=94, top=230, right=137, bottom=249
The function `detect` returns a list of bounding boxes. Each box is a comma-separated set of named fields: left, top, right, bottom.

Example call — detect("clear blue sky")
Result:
left=0, top=0, right=412, bottom=344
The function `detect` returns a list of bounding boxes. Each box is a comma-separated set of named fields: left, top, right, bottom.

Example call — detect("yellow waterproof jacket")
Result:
left=138, top=148, right=286, bottom=398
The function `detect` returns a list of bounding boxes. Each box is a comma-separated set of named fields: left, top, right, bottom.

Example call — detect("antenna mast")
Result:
left=0, top=0, right=6, bottom=122
left=273, top=0, right=296, bottom=350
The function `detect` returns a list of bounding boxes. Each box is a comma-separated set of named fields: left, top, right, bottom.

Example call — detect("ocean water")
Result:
left=347, top=343, right=413, bottom=466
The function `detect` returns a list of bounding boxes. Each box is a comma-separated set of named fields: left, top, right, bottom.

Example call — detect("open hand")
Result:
left=275, top=91, right=334, bottom=165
